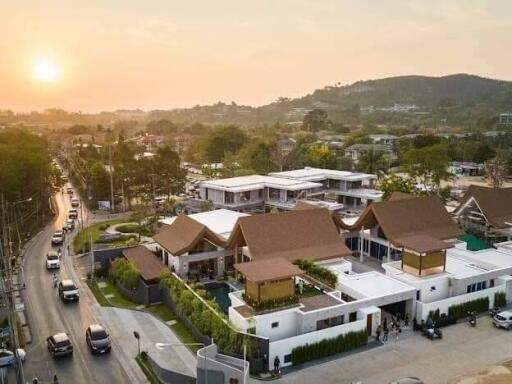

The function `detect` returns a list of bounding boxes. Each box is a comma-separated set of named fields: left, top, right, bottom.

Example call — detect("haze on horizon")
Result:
left=2, top=0, right=511, bottom=113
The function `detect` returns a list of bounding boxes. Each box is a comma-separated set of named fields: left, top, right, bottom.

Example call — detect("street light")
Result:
left=133, top=331, right=141, bottom=356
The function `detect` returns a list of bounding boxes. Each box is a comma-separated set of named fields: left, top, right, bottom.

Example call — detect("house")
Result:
left=448, top=162, right=483, bottom=176
left=344, top=143, right=391, bottom=163
left=369, top=134, right=397, bottom=146
left=269, top=167, right=383, bottom=211
left=336, top=193, right=463, bottom=262
left=198, top=174, right=324, bottom=212
left=454, top=185, right=512, bottom=242
left=276, top=137, right=296, bottom=155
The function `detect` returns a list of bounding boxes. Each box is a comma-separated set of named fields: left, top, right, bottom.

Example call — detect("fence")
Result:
left=146, top=353, right=196, bottom=384
left=197, top=344, right=249, bottom=384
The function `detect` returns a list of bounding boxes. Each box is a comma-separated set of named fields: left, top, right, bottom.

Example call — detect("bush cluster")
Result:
left=291, top=329, right=367, bottom=366
left=494, top=291, right=507, bottom=308
left=426, top=309, right=456, bottom=328
left=293, top=258, right=337, bottom=288
left=160, top=275, right=256, bottom=356
left=242, top=294, right=299, bottom=312
left=447, top=297, right=489, bottom=320
left=110, top=258, right=140, bottom=291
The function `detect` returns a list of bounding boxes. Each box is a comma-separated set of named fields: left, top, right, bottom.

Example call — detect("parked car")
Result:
left=58, top=280, right=79, bottom=302
left=86, top=324, right=111, bottom=354
left=47, top=333, right=73, bottom=358
left=390, top=378, right=424, bottom=384
left=71, top=197, right=80, bottom=207
left=0, top=349, right=26, bottom=366
left=489, top=307, right=502, bottom=317
left=493, top=310, right=512, bottom=330
left=66, top=219, right=75, bottom=230
left=46, top=251, right=60, bottom=269
left=68, top=209, right=78, bottom=219
left=66, top=187, right=73, bottom=194
left=51, top=231, right=65, bottom=245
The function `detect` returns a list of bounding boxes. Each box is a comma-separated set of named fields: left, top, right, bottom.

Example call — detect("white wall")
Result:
left=269, top=319, right=367, bottom=368
left=228, top=306, right=250, bottom=333
left=415, top=285, right=505, bottom=321
left=254, top=309, right=299, bottom=342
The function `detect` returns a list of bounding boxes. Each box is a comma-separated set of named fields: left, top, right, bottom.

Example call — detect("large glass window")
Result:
left=225, top=191, right=234, bottom=204
left=268, top=188, right=280, bottom=200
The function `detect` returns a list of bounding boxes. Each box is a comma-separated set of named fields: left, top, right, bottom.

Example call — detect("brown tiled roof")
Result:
left=122, top=246, right=164, bottom=281
left=336, top=193, right=462, bottom=244
left=234, top=258, right=303, bottom=283
left=457, top=185, right=512, bottom=229
left=153, top=215, right=224, bottom=255
left=227, top=208, right=351, bottom=262
left=394, top=234, right=453, bottom=254
left=293, top=200, right=320, bottom=211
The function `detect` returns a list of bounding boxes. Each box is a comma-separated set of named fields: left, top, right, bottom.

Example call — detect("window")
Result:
left=349, top=312, right=357, bottom=322
left=247, top=327, right=256, bottom=335
left=258, top=189, right=263, bottom=199
left=241, top=191, right=251, bottom=202
left=482, top=281, right=487, bottom=289
left=271, top=322, right=279, bottom=328
left=225, top=192, right=234, bottom=204
left=430, top=286, right=436, bottom=292
left=205, top=188, right=209, bottom=200
left=416, top=291, right=421, bottom=301
left=268, top=188, right=280, bottom=200
left=477, top=282, right=482, bottom=291
left=284, top=354, right=292, bottom=363
left=490, top=279, right=495, bottom=288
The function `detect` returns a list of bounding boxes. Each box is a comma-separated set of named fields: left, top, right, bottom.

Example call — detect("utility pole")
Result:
left=0, top=194, right=25, bottom=384
left=109, top=145, right=115, bottom=213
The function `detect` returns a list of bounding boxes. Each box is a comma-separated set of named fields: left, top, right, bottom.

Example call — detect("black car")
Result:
left=86, top=324, right=111, bottom=354
left=47, top=333, right=73, bottom=358
left=58, top=280, right=79, bottom=302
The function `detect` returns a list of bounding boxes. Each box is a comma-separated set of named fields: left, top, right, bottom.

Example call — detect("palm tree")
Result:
left=357, top=146, right=388, bottom=175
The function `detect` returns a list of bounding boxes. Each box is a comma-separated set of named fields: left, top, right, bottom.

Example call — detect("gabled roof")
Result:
left=122, top=246, right=164, bottom=281
left=335, top=193, right=462, bottom=243
left=456, top=185, right=512, bottom=229
left=226, top=208, right=351, bottom=262
left=395, top=234, right=453, bottom=254
left=234, top=258, right=304, bottom=283
left=153, top=215, right=225, bottom=255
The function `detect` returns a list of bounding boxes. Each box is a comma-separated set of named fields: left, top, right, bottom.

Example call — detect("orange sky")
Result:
left=1, top=0, right=511, bottom=112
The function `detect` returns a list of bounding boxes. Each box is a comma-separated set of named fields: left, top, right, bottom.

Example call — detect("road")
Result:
left=22, top=187, right=130, bottom=383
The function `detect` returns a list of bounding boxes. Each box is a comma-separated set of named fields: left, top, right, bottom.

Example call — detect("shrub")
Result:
left=447, top=297, right=489, bottom=320
left=110, top=258, right=140, bottom=290
left=242, top=294, right=299, bottom=312
left=291, top=329, right=367, bottom=366
left=494, top=291, right=507, bottom=308
left=293, top=258, right=337, bottom=288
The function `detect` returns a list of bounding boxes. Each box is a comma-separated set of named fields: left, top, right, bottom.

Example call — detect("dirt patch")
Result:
left=451, top=365, right=512, bottom=384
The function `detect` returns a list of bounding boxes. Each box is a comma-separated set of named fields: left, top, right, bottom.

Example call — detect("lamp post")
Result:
left=133, top=331, right=141, bottom=356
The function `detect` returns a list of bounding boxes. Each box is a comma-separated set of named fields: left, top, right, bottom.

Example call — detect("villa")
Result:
left=454, top=185, right=512, bottom=242
left=198, top=167, right=382, bottom=213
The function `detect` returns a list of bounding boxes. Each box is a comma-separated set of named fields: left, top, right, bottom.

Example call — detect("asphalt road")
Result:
left=22, top=187, right=130, bottom=383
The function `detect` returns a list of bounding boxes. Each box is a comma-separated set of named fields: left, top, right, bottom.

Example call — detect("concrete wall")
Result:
left=254, top=308, right=299, bottom=342
left=415, top=285, right=505, bottom=321
left=269, top=318, right=367, bottom=368
left=197, top=344, right=249, bottom=384
left=147, top=353, right=195, bottom=384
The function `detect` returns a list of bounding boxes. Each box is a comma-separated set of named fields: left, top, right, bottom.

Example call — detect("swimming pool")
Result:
left=204, top=282, right=232, bottom=314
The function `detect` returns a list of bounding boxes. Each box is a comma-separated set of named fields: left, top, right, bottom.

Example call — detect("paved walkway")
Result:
left=100, top=307, right=197, bottom=378
left=105, top=222, right=153, bottom=243
left=268, top=316, right=512, bottom=384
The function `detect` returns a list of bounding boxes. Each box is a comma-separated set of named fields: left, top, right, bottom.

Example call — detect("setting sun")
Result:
left=33, top=58, right=59, bottom=82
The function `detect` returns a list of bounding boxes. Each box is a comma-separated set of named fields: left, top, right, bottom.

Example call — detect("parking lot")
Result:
left=271, top=314, right=512, bottom=384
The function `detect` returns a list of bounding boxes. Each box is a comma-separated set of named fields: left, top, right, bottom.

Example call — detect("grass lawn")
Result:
left=100, top=280, right=138, bottom=308
left=170, top=323, right=201, bottom=353
left=73, top=218, right=125, bottom=253
left=298, top=285, right=322, bottom=298
left=136, top=354, right=163, bottom=384
left=146, top=305, right=175, bottom=322
left=87, top=280, right=112, bottom=307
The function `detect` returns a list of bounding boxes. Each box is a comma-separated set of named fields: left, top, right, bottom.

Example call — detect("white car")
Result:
left=51, top=231, right=64, bottom=245
left=0, top=348, right=26, bottom=366
left=46, top=251, right=60, bottom=269
left=493, top=310, right=512, bottom=330
left=68, top=209, right=78, bottom=219
left=71, top=198, right=80, bottom=207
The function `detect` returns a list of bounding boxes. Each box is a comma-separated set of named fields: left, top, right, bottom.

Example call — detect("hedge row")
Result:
left=110, top=258, right=140, bottom=290
left=447, top=297, right=489, bottom=320
left=494, top=292, right=507, bottom=308
left=291, top=329, right=367, bottom=366
left=293, top=258, right=337, bottom=288
left=242, top=293, right=299, bottom=312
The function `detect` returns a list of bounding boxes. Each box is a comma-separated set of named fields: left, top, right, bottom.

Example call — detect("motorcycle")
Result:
left=53, top=275, right=58, bottom=288
left=468, top=312, right=476, bottom=327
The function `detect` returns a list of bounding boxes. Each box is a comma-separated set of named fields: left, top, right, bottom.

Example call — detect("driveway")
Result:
left=269, top=316, right=512, bottom=384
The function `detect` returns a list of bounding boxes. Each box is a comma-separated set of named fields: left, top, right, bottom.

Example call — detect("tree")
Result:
left=403, top=144, right=451, bottom=193
left=89, top=162, right=110, bottom=202
left=303, top=143, right=336, bottom=169
left=199, top=125, right=248, bottom=163
left=302, top=109, right=329, bottom=132
left=412, top=134, right=441, bottom=149
left=356, top=146, right=388, bottom=175
left=379, top=175, right=416, bottom=200
left=153, top=145, right=186, bottom=198
left=485, top=155, right=508, bottom=189
left=237, top=139, right=277, bottom=174
left=146, top=119, right=177, bottom=135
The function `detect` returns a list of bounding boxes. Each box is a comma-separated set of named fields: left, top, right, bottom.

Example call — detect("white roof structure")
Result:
left=160, top=209, right=249, bottom=239
left=335, top=270, right=416, bottom=299
left=200, top=174, right=322, bottom=193
left=269, top=167, right=376, bottom=183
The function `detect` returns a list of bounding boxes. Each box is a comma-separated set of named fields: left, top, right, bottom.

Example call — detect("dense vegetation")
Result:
left=447, top=297, right=489, bottom=320
left=110, top=258, right=140, bottom=291
left=293, top=259, right=338, bottom=288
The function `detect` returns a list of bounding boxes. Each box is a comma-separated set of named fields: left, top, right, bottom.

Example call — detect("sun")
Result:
left=33, top=58, right=59, bottom=82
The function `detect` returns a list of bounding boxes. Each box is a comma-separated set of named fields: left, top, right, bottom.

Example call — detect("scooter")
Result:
left=468, top=312, right=476, bottom=327
left=53, top=275, right=58, bottom=288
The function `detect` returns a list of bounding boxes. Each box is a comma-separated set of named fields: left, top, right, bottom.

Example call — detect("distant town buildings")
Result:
left=499, top=113, right=512, bottom=125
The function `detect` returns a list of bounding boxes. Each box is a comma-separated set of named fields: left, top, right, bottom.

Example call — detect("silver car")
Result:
left=493, top=310, right=512, bottom=330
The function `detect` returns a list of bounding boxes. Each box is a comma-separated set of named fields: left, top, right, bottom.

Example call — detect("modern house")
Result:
left=269, top=167, right=383, bottom=210
left=335, top=193, right=463, bottom=262
left=344, top=143, right=392, bottom=163
left=454, top=185, right=512, bottom=242
left=198, top=175, right=324, bottom=212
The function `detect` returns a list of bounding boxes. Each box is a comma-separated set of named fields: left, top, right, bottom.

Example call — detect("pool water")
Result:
left=205, top=282, right=232, bottom=313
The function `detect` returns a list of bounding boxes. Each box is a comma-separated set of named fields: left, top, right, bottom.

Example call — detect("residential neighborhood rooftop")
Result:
left=269, top=167, right=377, bottom=182
left=234, top=258, right=303, bottom=283
left=122, top=245, right=164, bottom=281
left=200, top=174, right=322, bottom=192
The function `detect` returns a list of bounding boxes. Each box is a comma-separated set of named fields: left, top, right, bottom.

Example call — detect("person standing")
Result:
left=383, top=325, right=389, bottom=342
left=376, top=325, right=382, bottom=342
left=274, top=356, right=280, bottom=375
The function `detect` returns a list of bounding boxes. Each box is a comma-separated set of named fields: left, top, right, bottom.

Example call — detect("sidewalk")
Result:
left=100, top=307, right=197, bottom=377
